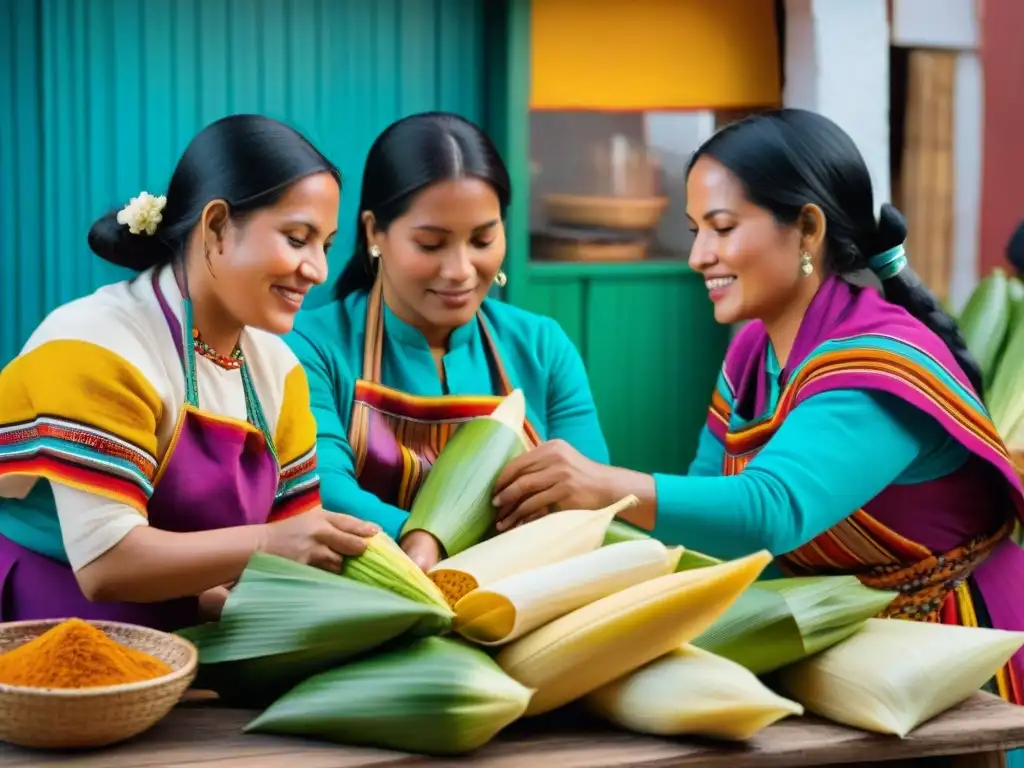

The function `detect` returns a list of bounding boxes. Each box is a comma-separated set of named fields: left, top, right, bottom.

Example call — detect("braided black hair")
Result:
left=687, top=108, right=984, bottom=396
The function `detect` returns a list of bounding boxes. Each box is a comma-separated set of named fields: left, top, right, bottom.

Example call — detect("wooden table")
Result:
left=0, top=692, right=1022, bottom=768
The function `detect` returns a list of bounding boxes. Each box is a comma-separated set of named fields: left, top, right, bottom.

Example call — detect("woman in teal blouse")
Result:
left=489, top=110, right=1024, bottom=713
left=286, top=112, right=608, bottom=570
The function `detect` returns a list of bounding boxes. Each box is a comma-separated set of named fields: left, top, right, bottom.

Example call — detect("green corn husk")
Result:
left=691, top=576, right=898, bottom=675
left=341, top=530, right=454, bottom=622
left=245, top=636, right=533, bottom=756
left=987, top=312, right=1024, bottom=437
left=177, top=553, right=453, bottom=705
left=602, top=520, right=722, bottom=571
left=958, top=267, right=1011, bottom=387
left=401, top=389, right=528, bottom=557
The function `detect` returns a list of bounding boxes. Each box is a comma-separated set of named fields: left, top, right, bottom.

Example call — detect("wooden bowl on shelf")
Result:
left=531, top=226, right=649, bottom=263
left=0, top=619, right=197, bottom=749
left=544, top=193, right=669, bottom=231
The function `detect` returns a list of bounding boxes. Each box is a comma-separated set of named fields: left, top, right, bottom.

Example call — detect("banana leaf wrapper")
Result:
left=177, top=553, right=453, bottom=705
left=245, top=636, right=532, bottom=756
left=691, top=575, right=898, bottom=675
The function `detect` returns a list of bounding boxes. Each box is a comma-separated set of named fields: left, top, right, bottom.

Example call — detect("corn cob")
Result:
left=586, top=645, right=804, bottom=740
left=453, top=538, right=682, bottom=646
left=496, top=549, right=772, bottom=716
left=429, top=495, right=636, bottom=606
left=342, top=531, right=453, bottom=625
left=400, top=390, right=527, bottom=557
left=776, top=618, right=1024, bottom=737
left=245, top=636, right=532, bottom=755
left=603, top=519, right=721, bottom=570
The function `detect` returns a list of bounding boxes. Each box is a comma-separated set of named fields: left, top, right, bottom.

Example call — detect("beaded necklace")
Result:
left=192, top=327, right=244, bottom=370
left=172, top=264, right=278, bottom=463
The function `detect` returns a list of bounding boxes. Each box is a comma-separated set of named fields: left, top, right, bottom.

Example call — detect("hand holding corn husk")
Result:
left=342, top=530, right=454, bottom=625
left=429, top=495, right=637, bottom=606
left=400, top=390, right=528, bottom=559
left=586, top=645, right=804, bottom=740
left=493, top=437, right=639, bottom=531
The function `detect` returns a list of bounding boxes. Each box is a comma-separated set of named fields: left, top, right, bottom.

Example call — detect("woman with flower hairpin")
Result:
left=0, top=114, right=378, bottom=631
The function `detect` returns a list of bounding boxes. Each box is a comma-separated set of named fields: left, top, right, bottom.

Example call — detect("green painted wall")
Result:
left=0, top=0, right=492, bottom=364
left=520, top=261, right=730, bottom=475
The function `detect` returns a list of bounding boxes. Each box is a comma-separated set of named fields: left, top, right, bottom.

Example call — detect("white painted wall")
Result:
left=783, top=0, right=891, bottom=205
left=950, top=53, right=984, bottom=311
left=892, top=0, right=979, bottom=50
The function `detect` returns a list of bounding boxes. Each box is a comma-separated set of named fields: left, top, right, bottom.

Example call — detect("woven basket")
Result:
left=0, top=618, right=197, bottom=749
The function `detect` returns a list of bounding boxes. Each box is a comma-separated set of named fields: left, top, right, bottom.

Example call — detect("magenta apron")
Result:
left=0, top=271, right=279, bottom=632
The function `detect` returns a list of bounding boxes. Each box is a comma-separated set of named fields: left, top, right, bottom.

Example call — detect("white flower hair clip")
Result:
left=116, top=191, right=167, bottom=236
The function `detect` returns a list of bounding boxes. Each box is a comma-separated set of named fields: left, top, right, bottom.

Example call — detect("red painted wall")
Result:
left=979, top=0, right=1024, bottom=274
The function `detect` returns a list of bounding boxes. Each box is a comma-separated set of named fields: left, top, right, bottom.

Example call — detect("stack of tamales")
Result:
left=178, top=391, right=1024, bottom=755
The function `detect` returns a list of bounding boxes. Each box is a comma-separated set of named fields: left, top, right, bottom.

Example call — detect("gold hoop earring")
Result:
left=799, top=251, right=814, bottom=277
left=494, top=270, right=507, bottom=288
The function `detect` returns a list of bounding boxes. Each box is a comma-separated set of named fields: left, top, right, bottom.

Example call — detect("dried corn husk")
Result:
left=587, top=645, right=804, bottom=740
left=400, top=390, right=527, bottom=557
left=342, top=530, right=453, bottom=623
left=776, top=618, right=1024, bottom=737
left=245, top=636, right=532, bottom=755
left=177, top=553, right=453, bottom=704
left=454, top=539, right=682, bottom=646
left=602, top=520, right=721, bottom=570
left=692, top=576, right=898, bottom=675
left=430, top=496, right=636, bottom=606
left=497, top=549, right=772, bottom=716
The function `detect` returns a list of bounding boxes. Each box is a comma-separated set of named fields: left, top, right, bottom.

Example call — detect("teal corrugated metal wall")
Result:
left=0, top=0, right=487, bottom=365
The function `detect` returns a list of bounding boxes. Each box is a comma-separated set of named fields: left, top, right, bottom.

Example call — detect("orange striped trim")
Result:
left=726, top=348, right=1004, bottom=460
left=0, top=457, right=149, bottom=516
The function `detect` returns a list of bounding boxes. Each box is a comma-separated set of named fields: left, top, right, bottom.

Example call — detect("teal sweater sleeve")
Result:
left=651, top=389, right=968, bottom=560
left=541, top=320, right=610, bottom=464
left=286, top=327, right=410, bottom=540
left=686, top=426, right=725, bottom=477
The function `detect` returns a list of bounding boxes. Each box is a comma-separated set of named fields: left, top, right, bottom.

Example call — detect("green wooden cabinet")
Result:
left=518, top=261, right=730, bottom=474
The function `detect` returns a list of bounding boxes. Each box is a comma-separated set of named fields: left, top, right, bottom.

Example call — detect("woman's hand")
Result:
left=197, top=583, right=232, bottom=622
left=400, top=530, right=443, bottom=572
left=492, top=440, right=620, bottom=530
left=260, top=508, right=380, bottom=573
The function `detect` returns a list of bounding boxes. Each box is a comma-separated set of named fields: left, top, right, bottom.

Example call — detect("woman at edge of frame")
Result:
left=491, top=108, right=1024, bottom=709
left=0, top=114, right=378, bottom=631
left=284, top=111, right=609, bottom=571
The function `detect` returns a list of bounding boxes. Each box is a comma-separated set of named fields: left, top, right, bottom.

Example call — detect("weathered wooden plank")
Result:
left=1, top=693, right=1022, bottom=768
